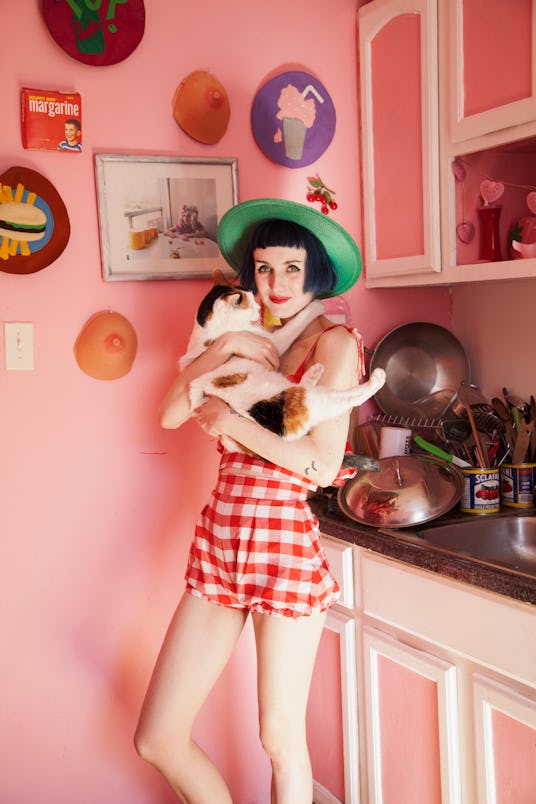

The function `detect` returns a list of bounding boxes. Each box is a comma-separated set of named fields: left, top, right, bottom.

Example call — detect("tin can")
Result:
left=500, top=463, right=536, bottom=508
left=460, top=468, right=500, bottom=514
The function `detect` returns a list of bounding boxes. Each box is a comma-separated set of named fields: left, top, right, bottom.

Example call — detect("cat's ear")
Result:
left=213, top=268, right=234, bottom=288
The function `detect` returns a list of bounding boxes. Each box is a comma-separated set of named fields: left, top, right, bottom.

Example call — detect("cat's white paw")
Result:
left=301, top=362, right=325, bottom=387
left=369, top=367, right=386, bottom=391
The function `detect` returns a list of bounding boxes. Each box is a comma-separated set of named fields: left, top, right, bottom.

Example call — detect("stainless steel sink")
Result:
left=380, top=511, right=536, bottom=580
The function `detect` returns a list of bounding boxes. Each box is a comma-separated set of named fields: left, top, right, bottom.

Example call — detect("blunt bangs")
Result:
left=239, top=219, right=338, bottom=297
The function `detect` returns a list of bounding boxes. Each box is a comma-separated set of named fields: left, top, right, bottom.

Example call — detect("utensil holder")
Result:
left=500, top=463, right=536, bottom=507
left=460, top=468, right=500, bottom=514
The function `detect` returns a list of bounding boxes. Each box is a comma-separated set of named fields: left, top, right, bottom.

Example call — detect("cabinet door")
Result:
left=307, top=609, right=360, bottom=804
left=362, top=627, right=462, bottom=804
left=359, top=0, right=441, bottom=281
left=322, top=535, right=355, bottom=612
left=447, top=0, right=536, bottom=142
left=473, top=674, right=536, bottom=804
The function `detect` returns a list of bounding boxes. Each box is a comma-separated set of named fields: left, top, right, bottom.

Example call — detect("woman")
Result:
left=135, top=198, right=363, bottom=803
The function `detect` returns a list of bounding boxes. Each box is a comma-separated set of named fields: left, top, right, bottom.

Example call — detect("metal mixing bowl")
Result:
left=370, top=322, right=470, bottom=419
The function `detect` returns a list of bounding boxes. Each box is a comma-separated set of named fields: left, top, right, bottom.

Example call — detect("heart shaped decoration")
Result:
left=526, top=192, right=536, bottom=215
left=457, top=221, right=475, bottom=244
left=480, top=180, right=504, bottom=204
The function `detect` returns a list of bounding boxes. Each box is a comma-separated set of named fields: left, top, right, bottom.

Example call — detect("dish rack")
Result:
left=371, top=412, right=445, bottom=431
left=365, top=408, right=506, bottom=464
left=371, top=407, right=504, bottom=437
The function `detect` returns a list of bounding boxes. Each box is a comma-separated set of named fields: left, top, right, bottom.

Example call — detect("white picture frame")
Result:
left=95, top=153, right=238, bottom=281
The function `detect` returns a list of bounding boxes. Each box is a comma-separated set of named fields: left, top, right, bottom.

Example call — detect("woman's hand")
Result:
left=217, top=330, right=279, bottom=370
left=159, top=330, right=278, bottom=430
left=193, top=396, right=236, bottom=437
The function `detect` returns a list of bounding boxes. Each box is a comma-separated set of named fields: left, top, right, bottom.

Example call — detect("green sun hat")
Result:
left=217, top=198, right=362, bottom=298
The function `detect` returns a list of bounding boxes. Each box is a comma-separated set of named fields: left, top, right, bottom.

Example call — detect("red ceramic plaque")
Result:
left=42, top=0, right=145, bottom=66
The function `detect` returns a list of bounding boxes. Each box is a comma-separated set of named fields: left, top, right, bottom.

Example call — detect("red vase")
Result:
left=478, top=205, right=502, bottom=261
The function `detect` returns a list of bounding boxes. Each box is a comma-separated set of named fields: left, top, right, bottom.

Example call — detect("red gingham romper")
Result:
left=184, top=326, right=364, bottom=618
left=185, top=451, right=339, bottom=617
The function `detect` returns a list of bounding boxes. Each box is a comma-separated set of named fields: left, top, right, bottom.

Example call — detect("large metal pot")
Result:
left=370, top=322, right=470, bottom=419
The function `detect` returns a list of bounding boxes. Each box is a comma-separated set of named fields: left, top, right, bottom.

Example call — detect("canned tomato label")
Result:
left=500, top=463, right=536, bottom=507
left=460, top=468, right=500, bottom=514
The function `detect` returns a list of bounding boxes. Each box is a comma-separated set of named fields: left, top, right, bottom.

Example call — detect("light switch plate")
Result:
left=4, top=322, right=35, bottom=370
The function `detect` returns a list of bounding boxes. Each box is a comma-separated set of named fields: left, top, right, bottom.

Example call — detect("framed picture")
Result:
left=95, top=154, right=238, bottom=281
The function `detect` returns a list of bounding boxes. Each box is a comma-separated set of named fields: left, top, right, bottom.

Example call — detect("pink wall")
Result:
left=451, top=278, right=536, bottom=401
left=0, top=2, right=450, bottom=802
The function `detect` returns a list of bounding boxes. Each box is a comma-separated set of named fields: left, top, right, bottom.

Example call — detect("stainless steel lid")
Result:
left=337, top=455, right=464, bottom=528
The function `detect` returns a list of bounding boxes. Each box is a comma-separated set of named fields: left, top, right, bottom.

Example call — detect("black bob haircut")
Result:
left=238, top=219, right=338, bottom=298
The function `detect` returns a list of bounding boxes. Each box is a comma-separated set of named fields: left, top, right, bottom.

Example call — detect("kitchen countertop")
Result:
left=310, top=491, right=536, bottom=606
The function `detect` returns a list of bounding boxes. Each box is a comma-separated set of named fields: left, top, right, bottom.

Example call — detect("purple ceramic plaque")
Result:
left=251, top=71, right=336, bottom=168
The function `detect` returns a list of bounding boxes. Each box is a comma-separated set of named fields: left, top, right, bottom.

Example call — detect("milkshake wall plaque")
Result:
left=251, top=70, right=336, bottom=168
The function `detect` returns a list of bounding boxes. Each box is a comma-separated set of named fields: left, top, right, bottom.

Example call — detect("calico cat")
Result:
left=180, top=275, right=386, bottom=448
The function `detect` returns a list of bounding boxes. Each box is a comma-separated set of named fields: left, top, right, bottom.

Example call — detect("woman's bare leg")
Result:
left=135, top=592, right=248, bottom=803
left=252, top=609, right=326, bottom=804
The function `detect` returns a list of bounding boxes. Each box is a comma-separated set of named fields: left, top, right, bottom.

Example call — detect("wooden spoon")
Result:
left=491, top=397, right=516, bottom=451
left=512, top=420, right=534, bottom=465
left=491, top=397, right=510, bottom=421
left=458, top=385, right=487, bottom=468
left=530, top=396, right=536, bottom=461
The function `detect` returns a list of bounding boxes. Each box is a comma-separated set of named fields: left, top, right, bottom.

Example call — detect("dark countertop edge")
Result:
left=310, top=498, right=536, bottom=606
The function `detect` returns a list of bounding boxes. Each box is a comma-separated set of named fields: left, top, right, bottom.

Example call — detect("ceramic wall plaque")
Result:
left=42, top=0, right=145, bottom=66
left=251, top=70, right=336, bottom=168
left=0, top=165, right=70, bottom=274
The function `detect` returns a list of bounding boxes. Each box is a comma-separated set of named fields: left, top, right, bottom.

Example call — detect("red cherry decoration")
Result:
left=305, top=174, right=338, bottom=216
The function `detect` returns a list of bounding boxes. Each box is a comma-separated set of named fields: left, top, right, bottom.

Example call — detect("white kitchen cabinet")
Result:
left=308, top=537, right=361, bottom=804
left=358, top=0, right=441, bottom=281
left=308, top=609, right=360, bottom=804
left=310, top=535, right=536, bottom=803
left=359, top=0, right=536, bottom=287
left=447, top=0, right=536, bottom=144
left=362, top=627, right=461, bottom=803
left=473, top=674, right=536, bottom=804
left=359, top=550, right=536, bottom=803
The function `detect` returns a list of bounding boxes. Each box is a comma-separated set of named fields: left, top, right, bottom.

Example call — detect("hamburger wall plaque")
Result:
left=0, top=166, right=70, bottom=275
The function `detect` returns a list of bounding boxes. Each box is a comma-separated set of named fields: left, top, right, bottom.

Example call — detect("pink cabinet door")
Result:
left=446, top=0, right=536, bottom=142
left=363, top=627, right=461, bottom=804
left=359, top=0, right=441, bottom=279
left=307, top=609, right=360, bottom=803
left=474, top=674, right=536, bottom=804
